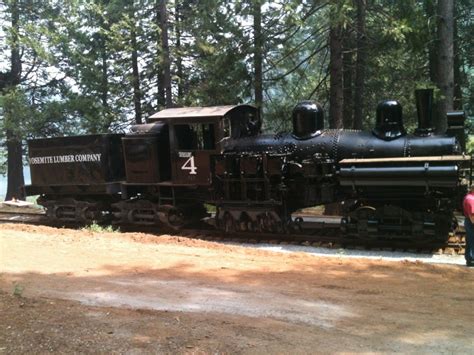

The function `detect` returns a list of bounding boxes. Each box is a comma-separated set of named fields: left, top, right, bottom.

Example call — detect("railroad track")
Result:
left=0, top=210, right=466, bottom=255
left=122, top=217, right=466, bottom=255
left=181, top=229, right=465, bottom=255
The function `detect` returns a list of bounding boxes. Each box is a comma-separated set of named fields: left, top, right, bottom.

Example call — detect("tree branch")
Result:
left=267, top=42, right=329, bottom=81
left=20, top=52, right=38, bottom=82
left=264, top=25, right=328, bottom=74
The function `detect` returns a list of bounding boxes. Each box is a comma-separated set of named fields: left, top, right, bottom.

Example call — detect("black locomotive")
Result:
left=25, top=89, right=470, bottom=242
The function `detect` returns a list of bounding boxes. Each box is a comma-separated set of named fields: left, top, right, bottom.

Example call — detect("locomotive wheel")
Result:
left=77, top=201, right=105, bottom=223
left=238, top=213, right=253, bottom=232
left=351, top=206, right=378, bottom=238
left=256, top=214, right=266, bottom=232
left=247, top=220, right=257, bottom=233
left=269, top=214, right=283, bottom=233
left=256, top=212, right=283, bottom=233
left=261, top=213, right=273, bottom=232
left=42, top=198, right=107, bottom=224
left=168, top=208, right=185, bottom=229
left=79, top=206, right=98, bottom=223
left=288, top=217, right=303, bottom=233
left=352, top=206, right=377, bottom=220
left=223, top=213, right=235, bottom=233
left=53, top=205, right=74, bottom=220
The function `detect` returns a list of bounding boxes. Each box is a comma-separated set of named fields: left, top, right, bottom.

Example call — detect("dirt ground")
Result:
left=0, top=223, right=473, bottom=354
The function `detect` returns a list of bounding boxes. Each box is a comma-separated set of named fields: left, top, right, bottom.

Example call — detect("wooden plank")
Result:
left=3, top=200, right=34, bottom=207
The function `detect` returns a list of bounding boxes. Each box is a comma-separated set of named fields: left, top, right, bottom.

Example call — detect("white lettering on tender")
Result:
left=29, top=153, right=102, bottom=165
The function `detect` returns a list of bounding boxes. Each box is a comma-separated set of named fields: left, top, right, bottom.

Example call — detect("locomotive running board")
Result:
left=339, top=155, right=470, bottom=164
left=339, top=155, right=471, bottom=164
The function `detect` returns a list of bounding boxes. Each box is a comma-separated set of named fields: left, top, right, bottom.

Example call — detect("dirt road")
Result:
left=1, top=224, right=473, bottom=353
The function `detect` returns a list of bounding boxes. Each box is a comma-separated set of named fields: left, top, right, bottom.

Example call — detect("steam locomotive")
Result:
left=25, top=89, right=470, bottom=242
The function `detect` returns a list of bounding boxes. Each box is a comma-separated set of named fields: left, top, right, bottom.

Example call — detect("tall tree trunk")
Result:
left=253, top=0, right=263, bottom=108
left=175, top=2, right=184, bottom=102
left=156, top=0, right=165, bottom=108
left=434, top=0, right=454, bottom=133
left=329, top=25, right=343, bottom=129
left=353, top=0, right=366, bottom=130
left=130, top=20, right=142, bottom=124
left=425, top=0, right=437, bottom=83
left=6, top=130, right=25, bottom=201
left=453, top=2, right=462, bottom=110
left=100, top=34, right=110, bottom=130
left=425, top=0, right=441, bottom=130
left=158, top=0, right=172, bottom=108
left=129, top=3, right=142, bottom=124
left=5, top=0, right=25, bottom=201
left=101, top=46, right=108, bottom=114
left=342, top=30, right=353, bottom=129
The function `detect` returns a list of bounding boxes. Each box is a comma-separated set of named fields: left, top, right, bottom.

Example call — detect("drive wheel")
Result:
left=223, top=213, right=235, bottom=234
left=168, top=208, right=185, bottom=229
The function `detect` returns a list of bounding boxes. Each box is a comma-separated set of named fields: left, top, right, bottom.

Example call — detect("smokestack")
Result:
left=415, top=89, right=434, bottom=136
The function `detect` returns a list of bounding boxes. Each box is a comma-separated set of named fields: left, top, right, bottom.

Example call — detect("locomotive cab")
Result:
left=148, top=104, right=259, bottom=186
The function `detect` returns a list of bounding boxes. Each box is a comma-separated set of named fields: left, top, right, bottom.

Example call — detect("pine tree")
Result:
left=434, top=0, right=454, bottom=133
left=1, top=0, right=73, bottom=200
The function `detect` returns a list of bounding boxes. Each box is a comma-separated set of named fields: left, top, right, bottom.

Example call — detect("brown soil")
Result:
left=1, top=223, right=473, bottom=353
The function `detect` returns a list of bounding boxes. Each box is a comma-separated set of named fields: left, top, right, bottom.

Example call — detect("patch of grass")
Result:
left=13, top=283, right=24, bottom=297
left=204, top=203, right=216, bottom=213
left=26, top=195, right=40, bottom=206
left=82, top=222, right=118, bottom=233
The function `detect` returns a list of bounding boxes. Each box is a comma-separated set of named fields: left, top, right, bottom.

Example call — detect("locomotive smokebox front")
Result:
left=292, top=101, right=324, bottom=139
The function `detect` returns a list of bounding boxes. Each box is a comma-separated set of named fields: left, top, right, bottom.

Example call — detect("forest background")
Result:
left=0, top=0, right=472, bottom=200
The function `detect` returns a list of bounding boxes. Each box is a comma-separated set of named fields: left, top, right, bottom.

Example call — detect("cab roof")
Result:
left=148, top=104, right=256, bottom=122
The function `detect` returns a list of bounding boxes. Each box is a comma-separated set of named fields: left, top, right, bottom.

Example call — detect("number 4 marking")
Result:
left=181, top=156, right=197, bottom=175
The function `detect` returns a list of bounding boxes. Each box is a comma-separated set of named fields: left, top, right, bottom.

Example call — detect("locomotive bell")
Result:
left=292, top=101, right=324, bottom=139
left=372, top=100, right=406, bottom=140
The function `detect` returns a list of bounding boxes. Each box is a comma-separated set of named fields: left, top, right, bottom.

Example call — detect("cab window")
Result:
left=175, top=123, right=215, bottom=150
left=223, top=117, right=231, bottom=138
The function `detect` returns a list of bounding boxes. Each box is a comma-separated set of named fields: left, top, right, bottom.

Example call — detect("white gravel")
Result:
left=54, top=279, right=354, bottom=328
left=232, top=242, right=466, bottom=266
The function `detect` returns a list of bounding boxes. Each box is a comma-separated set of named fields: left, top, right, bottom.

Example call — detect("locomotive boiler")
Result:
left=25, top=89, right=470, bottom=243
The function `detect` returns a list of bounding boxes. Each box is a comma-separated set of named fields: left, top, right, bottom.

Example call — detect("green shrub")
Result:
left=82, top=222, right=118, bottom=233
left=13, top=283, right=24, bottom=297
